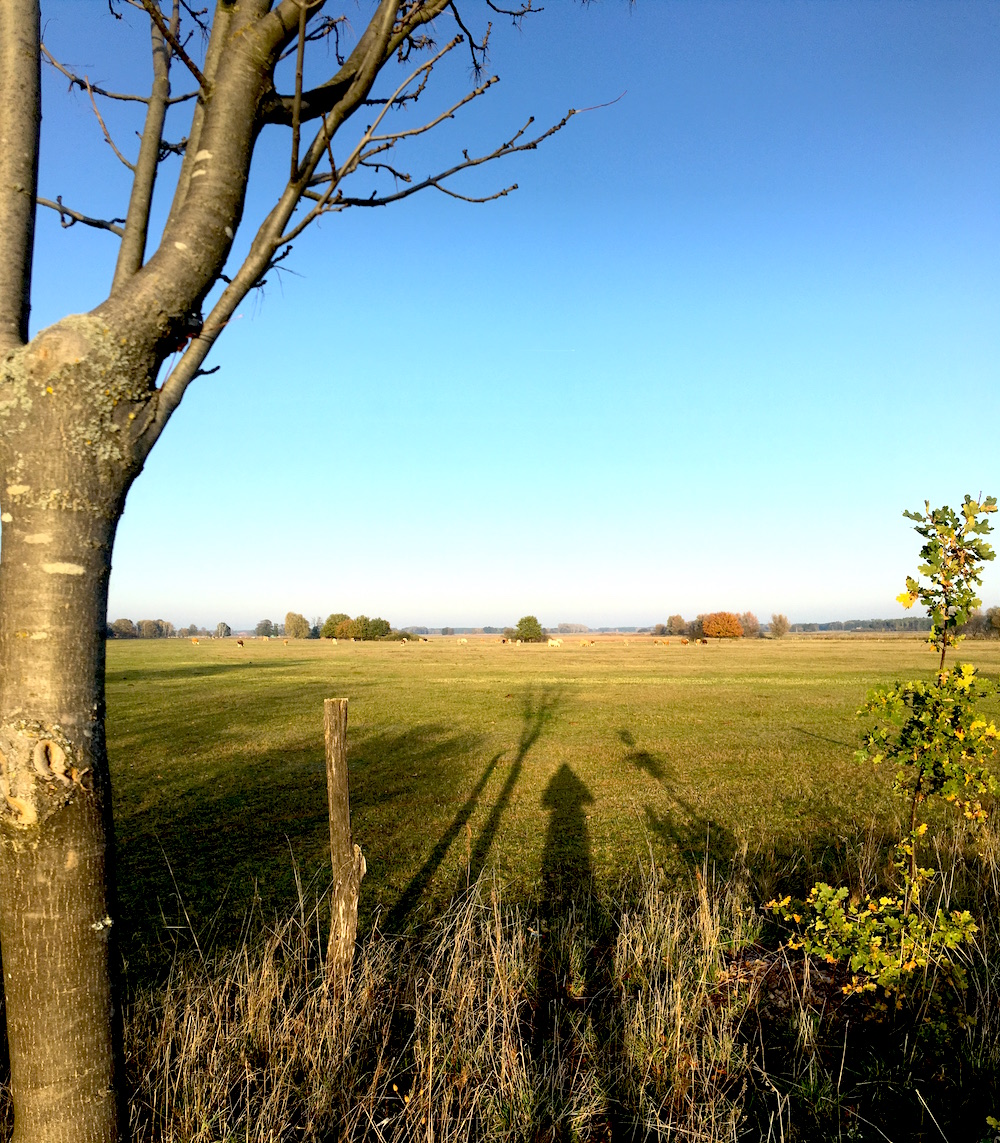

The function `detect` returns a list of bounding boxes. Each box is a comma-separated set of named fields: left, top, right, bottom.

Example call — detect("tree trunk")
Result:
left=0, top=316, right=145, bottom=1143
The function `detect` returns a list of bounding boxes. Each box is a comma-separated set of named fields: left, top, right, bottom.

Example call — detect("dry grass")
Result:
left=124, top=866, right=765, bottom=1142
left=117, top=814, right=1000, bottom=1143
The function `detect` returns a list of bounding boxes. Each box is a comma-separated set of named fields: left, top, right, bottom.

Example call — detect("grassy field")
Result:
left=107, top=633, right=1000, bottom=971
left=96, top=634, right=1000, bottom=1141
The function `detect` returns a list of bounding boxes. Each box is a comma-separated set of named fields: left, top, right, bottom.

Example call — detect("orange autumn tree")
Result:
left=703, top=611, right=744, bottom=639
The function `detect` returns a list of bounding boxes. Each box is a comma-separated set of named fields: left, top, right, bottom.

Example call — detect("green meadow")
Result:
left=106, top=633, right=1000, bottom=972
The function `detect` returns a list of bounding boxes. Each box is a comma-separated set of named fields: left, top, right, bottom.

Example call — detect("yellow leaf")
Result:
left=896, top=591, right=917, bottom=609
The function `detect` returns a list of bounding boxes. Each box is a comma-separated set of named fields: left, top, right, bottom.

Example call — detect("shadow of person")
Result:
left=540, top=763, right=594, bottom=909
left=534, top=764, right=632, bottom=1137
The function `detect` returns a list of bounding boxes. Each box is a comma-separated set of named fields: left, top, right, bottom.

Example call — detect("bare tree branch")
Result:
left=0, top=0, right=41, bottom=354
left=164, top=1, right=235, bottom=224
left=37, top=196, right=125, bottom=237
left=127, top=0, right=582, bottom=457
left=84, top=77, right=136, bottom=171
left=327, top=109, right=573, bottom=210
left=139, top=0, right=207, bottom=91
left=113, top=3, right=176, bottom=287
left=139, top=0, right=404, bottom=448
left=289, top=0, right=309, bottom=180
left=283, top=33, right=465, bottom=242
left=41, top=44, right=197, bottom=105
left=448, top=3, right=492, bottom=75
left=261, top=0, right=452, bottom=127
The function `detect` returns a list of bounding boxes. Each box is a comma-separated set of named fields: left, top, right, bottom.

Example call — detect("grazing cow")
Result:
left=236, top=638, right=244, bottom=648
left=283, top=639, right=288, bottom=646
left=547, top=638, right=562, bottom=647
left=458, top=637, right=468, bottom=644
left=681, top=638, right=689, bottom=645
left=700, top=638, right=708, bottom=644
left=191, top=637, right=199, bottom=644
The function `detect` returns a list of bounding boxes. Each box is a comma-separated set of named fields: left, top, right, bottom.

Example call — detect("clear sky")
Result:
left=28, top=1, right=1000, bottom=630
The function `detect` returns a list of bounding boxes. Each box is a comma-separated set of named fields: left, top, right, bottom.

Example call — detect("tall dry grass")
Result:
left=1, top=822, right=998, bottom=1141
left=124, top=866, right=768, bottom=1143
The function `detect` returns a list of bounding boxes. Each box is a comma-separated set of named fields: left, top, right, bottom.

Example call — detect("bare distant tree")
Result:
left=0, top=3, right=576, bottom=1138
left=740, top=611, right=760, bottom=638
left=770, top=613, right=790, bottom=638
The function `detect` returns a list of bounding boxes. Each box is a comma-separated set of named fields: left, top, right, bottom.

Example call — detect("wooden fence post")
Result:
left=324, top=698, right=366, bottom=985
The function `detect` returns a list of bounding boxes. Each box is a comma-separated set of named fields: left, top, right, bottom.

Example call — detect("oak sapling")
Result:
left=897, top=495, right=998, bottom=670
left=769, top=496, right=1000, bottom=995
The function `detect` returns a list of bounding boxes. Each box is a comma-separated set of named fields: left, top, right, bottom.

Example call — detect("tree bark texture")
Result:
left=324, top=698, right=365, bottom=986
left=0, top=0, right=40, bottom=353
left=0, top=316, right=149, bottom=1143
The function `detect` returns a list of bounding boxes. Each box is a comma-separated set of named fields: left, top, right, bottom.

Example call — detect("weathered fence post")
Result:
left=324, top=698, right=366, bottom=986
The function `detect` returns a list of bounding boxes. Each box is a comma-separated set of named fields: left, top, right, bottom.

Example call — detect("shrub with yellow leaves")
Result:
left=768, top=497, right=999, bottom=996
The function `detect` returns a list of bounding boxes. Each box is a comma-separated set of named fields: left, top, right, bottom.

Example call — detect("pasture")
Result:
left=107, top=633, right=1000, bottom=972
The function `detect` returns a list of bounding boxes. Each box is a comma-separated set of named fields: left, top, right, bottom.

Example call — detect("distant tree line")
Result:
left=311, top=613, right=413, bottom=641
left=646, top=612, right=768, bottom=640
left=107, top=619, right=242, bottom=639
left=960, top=608, right=1000, bottom=639
left=107, top=618, right=175, bottom=639
left=790, top=617, right=933, bottom=633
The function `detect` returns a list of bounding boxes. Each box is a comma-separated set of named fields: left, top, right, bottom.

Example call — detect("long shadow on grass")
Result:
left=113, top=658, right=307, bottom=682
left=385, top=686, right=564, bottom=932
left=467, top=685, right=564, bottom=882
left=534, top=766, right=637, bottom=1138
left=115, top=722, right=482, bottom=980
left=617, top=727, right=666, bottom=781
left=540, top=763, right=594, bottom=905
left=791, top=725, right=855, bottom=749
left=383, top=751, right=504, bottom=933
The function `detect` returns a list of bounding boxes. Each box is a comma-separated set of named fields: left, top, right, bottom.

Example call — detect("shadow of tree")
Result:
left=617, top=726, right=666, bottom=781
left=113, top=658, right=306, bottom=683
left=114, top=721, right=482, bottom=977
left=467, top=685, right=564, bottom=882
left=383, top=751, right=503, bottom=933
left=385, top=686, right=565, bottom=933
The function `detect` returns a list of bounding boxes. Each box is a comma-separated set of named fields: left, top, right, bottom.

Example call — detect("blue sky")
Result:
left=30, top=1, right=1000, bottom=630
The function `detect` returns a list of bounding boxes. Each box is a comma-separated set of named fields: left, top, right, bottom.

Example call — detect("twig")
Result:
left=285, top=36, right=467, bottom=240
left=37, top=196, right=125, bottom=237
left=290, top=0, right=308, bottom=180
left=41, top=44, right=196, bottom=105
left=139, top=0, right=208, bottom=90
left=324, top=108, right=575, bottom=212
left=84, top=76, right=136, bottom=170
